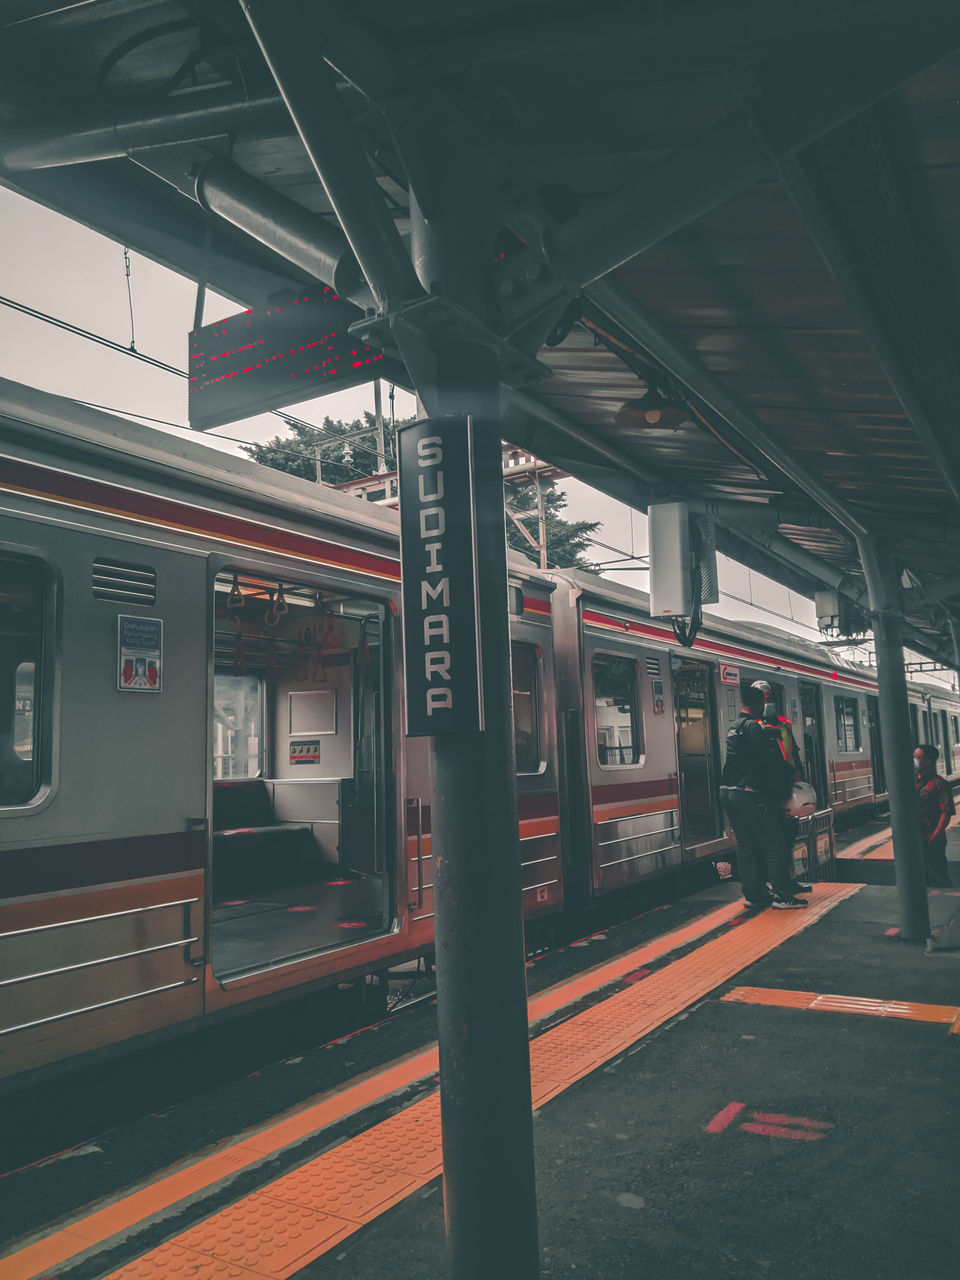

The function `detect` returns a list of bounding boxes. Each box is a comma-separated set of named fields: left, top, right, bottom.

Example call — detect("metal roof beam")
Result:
left=772, top=112, right=960, bottom=511
left=239, top=0, right=421, bottom=314
left=545, top=32, right=957, bottom=290
left=1, top=86, right=288, bottom=171
left=414, top=2, right=959, bottom=72
left=584, top=277, right=872, bottom=541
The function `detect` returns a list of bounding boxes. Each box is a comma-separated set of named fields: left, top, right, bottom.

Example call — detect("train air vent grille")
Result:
left=92, top=559, right=157, bottom=604
left=646, top=657, right=661, bottom=676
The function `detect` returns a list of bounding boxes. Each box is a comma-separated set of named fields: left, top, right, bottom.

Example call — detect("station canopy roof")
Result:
left=4, top=1, right=960, bottom=666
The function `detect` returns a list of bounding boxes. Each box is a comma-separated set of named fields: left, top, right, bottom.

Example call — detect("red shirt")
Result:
left=916, top=774, right=955, bottom=840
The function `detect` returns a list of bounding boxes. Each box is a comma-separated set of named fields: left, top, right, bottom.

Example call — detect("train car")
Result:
left=2, top=377, right=958, bottom=1090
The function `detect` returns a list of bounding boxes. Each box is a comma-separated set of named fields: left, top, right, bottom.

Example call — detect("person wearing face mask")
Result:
left=750, top=681, right=813, bottom=897
left=914, top=744, right=955, bottom=887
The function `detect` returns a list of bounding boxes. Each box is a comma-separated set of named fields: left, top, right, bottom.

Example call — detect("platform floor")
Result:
left=3, top=837, right=958, bottom=1280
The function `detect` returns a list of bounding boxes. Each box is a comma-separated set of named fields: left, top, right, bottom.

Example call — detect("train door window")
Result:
left=512, top=643, right=542, bottom=774
left=593, top=654, right=642, bottom=766
left=940, top=711, right=950, bottom=760
left=211, top=570, right=392, bottom=978
left=922, top=709, right=931, bottom=741
left=213, top=674, right=263, bottom=779
left=910, top=703, right=920, bottom=745
left=674, top=658, right=722, bottom=844
left=834, top=695, right=861, bottom=752
left=952, top=716, right=959, bottom=746
left=1, top=556, right=45, bottom=806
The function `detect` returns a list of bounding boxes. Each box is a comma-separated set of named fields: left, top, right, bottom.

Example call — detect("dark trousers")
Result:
left=923, top=837, right=952, bottom=888
left=720, top=788, right=795, bottom=901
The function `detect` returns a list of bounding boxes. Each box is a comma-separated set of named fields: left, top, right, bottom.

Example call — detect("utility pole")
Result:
left=374, top=378, right=386, bottom=472
left=314, top=444, right=322, bottom=485
left=535, top=468, right=548, bottom=571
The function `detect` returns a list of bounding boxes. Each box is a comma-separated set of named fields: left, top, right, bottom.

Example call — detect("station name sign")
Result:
left=188, top=289, right=403, bottom=431
left=397, top=416, right=484, bottom=737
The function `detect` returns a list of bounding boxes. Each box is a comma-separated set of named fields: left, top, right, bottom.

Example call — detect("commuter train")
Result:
left=2, top=377, right=958, bottom=1089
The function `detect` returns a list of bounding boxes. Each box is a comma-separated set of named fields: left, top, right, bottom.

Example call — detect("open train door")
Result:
left=672, top=657, right=723, bottom=848
left=799, top=681, right=830, bottom=806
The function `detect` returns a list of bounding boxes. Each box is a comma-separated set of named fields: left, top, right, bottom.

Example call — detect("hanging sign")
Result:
left=117, top=616, right=162, bottom=692
left=397, top=416, right=483, bottom=736
left=720, top=664, right=740, bottom=686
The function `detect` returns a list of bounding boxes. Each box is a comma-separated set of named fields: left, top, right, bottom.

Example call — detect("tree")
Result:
left=504, top=479, right=600, bottom=570
left=244, top=418, right=600, bottom=570
left=241, top=412, right=397, bottom=486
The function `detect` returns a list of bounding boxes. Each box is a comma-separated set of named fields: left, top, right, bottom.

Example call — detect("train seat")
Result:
left=212, top=780, right=339, bottom=901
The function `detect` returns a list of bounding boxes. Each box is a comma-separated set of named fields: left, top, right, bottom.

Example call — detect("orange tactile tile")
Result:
left=862, top=841, right=895, bottom=861
left=723, top=985, right=959, bottom=1024
left=174, top=1191, right=352, bottom=1277
left=105, top=1240, right=266, bottom=1279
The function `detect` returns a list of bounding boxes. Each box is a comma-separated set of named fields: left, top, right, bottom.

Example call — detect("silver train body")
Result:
left=1, top=379, right=957, bottom=1088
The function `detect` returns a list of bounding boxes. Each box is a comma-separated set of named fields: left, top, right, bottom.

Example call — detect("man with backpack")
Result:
left=719, top=685, right=808, bottom=909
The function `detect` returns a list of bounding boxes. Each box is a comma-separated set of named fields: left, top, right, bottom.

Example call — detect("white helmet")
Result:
left=784, top=780, right=817, bottom=818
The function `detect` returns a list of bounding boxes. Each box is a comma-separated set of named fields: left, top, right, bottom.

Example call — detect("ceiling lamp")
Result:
left=616, top=388, right=693, bottom=430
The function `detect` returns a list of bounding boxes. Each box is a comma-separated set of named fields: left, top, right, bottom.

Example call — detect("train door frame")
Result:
left=581, top=628, right=681, bottom=894
left=866, top=695, right=886, bottom=797
left=799, top=680, right=830, bottom=808
left=204, top=553, right=403, bottom=994
left=671, top=654, right=724, bottom=851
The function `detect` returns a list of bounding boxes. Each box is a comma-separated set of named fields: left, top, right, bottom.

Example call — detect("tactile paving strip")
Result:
left=724, top=984, right=960, bottom=1024
left=92, top=882, right=857, bottom=1280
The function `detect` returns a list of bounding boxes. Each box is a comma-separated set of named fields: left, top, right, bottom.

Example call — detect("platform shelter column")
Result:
left=859, top=540, right=930, bottom=939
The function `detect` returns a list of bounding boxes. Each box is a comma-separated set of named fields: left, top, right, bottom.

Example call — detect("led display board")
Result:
left=397, top=416, right=484, bottom=737
left=188, top=288, right=399, bottom=430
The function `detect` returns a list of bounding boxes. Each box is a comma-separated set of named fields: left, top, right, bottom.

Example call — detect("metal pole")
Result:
left=239, top=0, right=422, bottom=313
left=428, top=340, right=539, bottom=1280
left=314, top=445, right=322, bottom=485
left=858, top=539, right=930, bottom=939
left=535, top=469, right=548, bottom=570
left=373, top=379, right=386, bottom=472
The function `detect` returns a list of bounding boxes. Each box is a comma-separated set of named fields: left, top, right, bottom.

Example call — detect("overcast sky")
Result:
left=0, top=181, right=900, bottom=670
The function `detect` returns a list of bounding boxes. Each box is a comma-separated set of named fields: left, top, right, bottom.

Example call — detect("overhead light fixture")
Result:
left=616, top=388, right=693, bottom=430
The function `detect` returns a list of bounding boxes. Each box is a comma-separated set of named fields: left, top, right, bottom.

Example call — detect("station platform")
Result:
left=2, top=835, right=958, bottom=1280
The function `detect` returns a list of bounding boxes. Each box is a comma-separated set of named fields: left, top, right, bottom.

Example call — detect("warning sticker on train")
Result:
left=117, top=615, right=162, bottom=692
left=290, top=739, right=321, bottom=765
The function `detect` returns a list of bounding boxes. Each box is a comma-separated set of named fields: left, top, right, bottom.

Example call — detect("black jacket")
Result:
left=720, top=714, right=794, bottom=800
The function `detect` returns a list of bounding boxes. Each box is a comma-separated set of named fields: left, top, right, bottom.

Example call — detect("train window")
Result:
left=1, top=556, right=45, bottom=805
left=594, top=654, right=642, bottom=766
left=834, top=695, right=861, bottom=753
left=512, top=644, right=541, bottom=773
left=952, top=716, right=959, bottom=746
left=922, top=710, right=931, bottom=741
left=213, top=673, right=263, bottom=779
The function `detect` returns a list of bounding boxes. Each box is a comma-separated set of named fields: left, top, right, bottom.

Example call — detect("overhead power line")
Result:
left=0, top=292, right=392, bottom=462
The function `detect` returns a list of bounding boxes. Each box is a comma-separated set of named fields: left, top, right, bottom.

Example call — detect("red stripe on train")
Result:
left=0, top=457, right=401, bottom=581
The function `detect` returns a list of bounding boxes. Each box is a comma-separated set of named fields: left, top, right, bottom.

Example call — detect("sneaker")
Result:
left=743, top=896, right=772, bottom=910
left=791, top=882, right=814, bottom=894
left=771, top=895, right=808, bottom=909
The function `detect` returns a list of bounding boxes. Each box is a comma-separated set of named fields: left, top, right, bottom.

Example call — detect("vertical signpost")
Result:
left=397, top=416, right=483, bottom=737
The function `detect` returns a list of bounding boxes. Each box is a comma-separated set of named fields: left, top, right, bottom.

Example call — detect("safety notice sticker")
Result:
left=118, top=615, right=162, bottom=692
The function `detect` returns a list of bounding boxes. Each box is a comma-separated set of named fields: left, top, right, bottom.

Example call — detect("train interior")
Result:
left=210, top=570, right=390, bottom=977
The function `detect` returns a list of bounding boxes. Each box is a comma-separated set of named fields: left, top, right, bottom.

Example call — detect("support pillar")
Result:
left=426, top=339, right=540, bottom=1280
left=858, top=540, right=930, bottom=939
